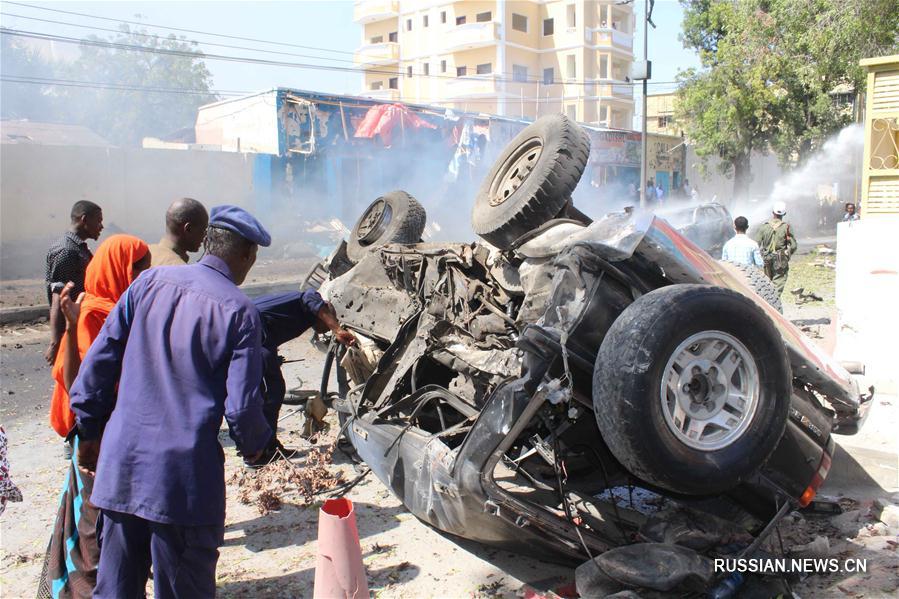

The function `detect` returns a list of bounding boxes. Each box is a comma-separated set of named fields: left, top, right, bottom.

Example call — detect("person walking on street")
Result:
left=842, top=202, right=859, bottom=222
left=147, top=198, right=209, bottom=267
left=68, top=205, right=273, bottom=598
left=44, top=201, right=103, bottom=365
left=722, top=216, right=763, bottom=268
left=755, top=201, right=798, bottom=295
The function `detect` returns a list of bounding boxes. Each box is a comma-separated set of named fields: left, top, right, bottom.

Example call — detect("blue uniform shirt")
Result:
left=255, top=290, right=325, bottom=351
left=69, top=255, right=272, bottom=526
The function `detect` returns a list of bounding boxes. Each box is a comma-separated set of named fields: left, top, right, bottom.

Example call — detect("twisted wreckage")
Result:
left=305, top=115, right=872, bottom=594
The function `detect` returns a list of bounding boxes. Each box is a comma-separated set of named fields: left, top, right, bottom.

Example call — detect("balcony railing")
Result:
left=354, top=42, right=400, bottom=67
left=588, top=28, right=634, bottom=50
left=595, top=80, right=634, bottom=100
left=443, top=21, right=500, bottom=52
left=446, top=73, right=499, bottom=98
left=353, top=0, right=399, bottom=24
left=362, top=88, right=400, bottom=101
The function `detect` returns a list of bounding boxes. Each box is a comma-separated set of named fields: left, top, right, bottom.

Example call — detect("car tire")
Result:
left=593, top=284, right=791, bottom=495
left=471, top=114, right=590, bottom=249
left=346, top=191, right=426, bottom=263
left=721, top=261, right=783, bottom=313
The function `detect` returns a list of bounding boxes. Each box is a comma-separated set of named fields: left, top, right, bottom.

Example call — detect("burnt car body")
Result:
left=316, top=213, right=870, bottom=561
left=307, top=116, right=871, bottom=574
left=661, top=202, right=735, bottom=259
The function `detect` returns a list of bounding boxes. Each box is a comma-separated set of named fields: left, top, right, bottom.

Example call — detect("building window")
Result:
left=456, top=15, right=466, bottom=25
left=388, top=77, right=398, bottom=89
left=658, top=115, right=672, bottom=129
left=543, top=18, right=554, bottom=36
left=476, top=11, right=491, bottom=22
left=423, top=15, right=429, bottom=27
left=370, top=35, right=383, bottom=44
left=441, top=59, right=447, bottom=73
left=567, top=55, right=576, bottom=79
left=389, top=31, right=398, bottom=42
left=513, top=65, right=528, bottom=82
left=599, top=55, right=609, bottom=79
left=566, top=105, right=577, bottom=120
left=543, top=67, right=554, bottom=85
left=407, top=65, right=413, bottom=77
left=423, top=62, right=430, bottom=76
left=476, top=63, right=492, bottom=75
left=456, top=66, right=467, bottom=77
left=441, top=11, right=447, bottom=24
left=566, top=4, right=576, bottom=28
left=406, top=18, right=412, bottom=31
left=512, top=13, right=528, bottom=32
left=370, top=81, right=383, bottom=90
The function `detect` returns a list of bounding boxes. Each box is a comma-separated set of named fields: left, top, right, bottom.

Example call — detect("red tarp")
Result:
left=353, top=103, right=437, bottom=146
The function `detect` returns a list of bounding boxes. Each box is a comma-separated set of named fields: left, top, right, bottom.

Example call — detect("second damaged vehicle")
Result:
left=312, top=115, right=872, bottom=593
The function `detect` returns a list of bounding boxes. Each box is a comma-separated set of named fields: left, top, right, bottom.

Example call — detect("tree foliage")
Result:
left=675, top=0, right=899, bottom=198
left=1, top=25, right=217, bottom=146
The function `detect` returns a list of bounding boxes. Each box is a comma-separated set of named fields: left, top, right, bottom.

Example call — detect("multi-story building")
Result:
left=353, top=0, right=635, bottom=128
left=645, top=92, right=681, bottom=136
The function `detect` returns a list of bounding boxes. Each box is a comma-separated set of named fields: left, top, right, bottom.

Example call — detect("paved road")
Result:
left=0, top=327, right=53, bottom=426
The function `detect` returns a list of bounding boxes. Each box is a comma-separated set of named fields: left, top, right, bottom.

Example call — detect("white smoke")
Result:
left=732, top=124, right=864, bottom=236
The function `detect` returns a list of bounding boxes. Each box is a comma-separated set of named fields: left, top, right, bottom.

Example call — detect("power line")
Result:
left=2, top=26, right=680, bottom=91
left=1, top=74, right=247, bottom=96
left=1, top=73, right=644, bottom=109
left=0, top=11, right=359, bottom=65
left=3, top=0, right=358, bottom=56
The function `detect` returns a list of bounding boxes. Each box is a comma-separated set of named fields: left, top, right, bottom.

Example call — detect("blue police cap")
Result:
left=208, top=205, right=271, bottom=247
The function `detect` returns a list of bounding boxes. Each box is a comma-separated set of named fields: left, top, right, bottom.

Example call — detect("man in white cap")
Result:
left=754, top=200, right=797, bottom=295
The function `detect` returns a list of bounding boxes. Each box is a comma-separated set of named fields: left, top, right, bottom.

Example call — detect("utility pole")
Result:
left=638, top=0, right=654, bottom=209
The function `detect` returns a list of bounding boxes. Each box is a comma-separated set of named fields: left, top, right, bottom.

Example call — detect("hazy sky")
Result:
left=1, top=0, right=700, bottom=122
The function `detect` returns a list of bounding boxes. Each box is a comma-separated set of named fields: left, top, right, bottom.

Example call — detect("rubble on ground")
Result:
left=230, top=445, right=344, bottom=514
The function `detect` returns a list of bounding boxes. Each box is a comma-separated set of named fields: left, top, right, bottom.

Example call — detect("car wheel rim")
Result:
left=488, top=138, right=543, bottom=207
left=660, top=331, right=760, bottom=451
left=356, top=199, right=392, bottom=246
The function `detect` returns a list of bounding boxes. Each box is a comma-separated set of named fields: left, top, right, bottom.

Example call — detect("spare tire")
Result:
left=346, top=191, right=426, bottom=263
left=719, top=261, right=783, bottom=313
left=593, top=284, right=791, bottom=495
left=472, top=114, right=590, bottom=249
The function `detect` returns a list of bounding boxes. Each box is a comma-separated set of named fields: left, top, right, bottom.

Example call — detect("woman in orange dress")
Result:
left=40, top=234, right=150, bottom=599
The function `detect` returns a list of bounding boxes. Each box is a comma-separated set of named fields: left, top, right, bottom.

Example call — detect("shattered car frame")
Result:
left=314, top=210, right=871, bottom=565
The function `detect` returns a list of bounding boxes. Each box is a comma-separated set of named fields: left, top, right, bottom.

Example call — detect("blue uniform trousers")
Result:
left=94, top=509, right=224, bottom=599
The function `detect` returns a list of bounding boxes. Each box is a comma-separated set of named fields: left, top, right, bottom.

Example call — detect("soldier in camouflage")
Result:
left=755, top=201, right=798, bottom=296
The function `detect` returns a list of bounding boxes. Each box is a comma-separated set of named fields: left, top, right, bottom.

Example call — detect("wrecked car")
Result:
left=307, top=115, right=872, bottom=590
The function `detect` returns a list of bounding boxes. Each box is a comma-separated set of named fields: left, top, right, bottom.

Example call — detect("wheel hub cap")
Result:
left=356, top=199, right=392, bottom=245
left=488, top=138, right=543, bottom=207
left=660, top=331, right=760, bottom=451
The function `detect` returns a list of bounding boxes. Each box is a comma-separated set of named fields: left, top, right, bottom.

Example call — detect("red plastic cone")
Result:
left=313, top=498, right=370, bottom=599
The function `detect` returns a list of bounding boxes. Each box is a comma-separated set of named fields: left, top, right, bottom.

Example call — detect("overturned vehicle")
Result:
left=311, top=115, right=872, bottom=589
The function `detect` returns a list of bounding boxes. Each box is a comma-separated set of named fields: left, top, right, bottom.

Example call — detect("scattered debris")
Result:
left=576, top=543, right=714, bottom=596
left=791, top=287, right=824, bottom=303
left=231, top=446, right=344, bottom=514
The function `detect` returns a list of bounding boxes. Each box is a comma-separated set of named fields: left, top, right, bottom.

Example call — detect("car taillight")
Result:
left=799, top=451, right=832, bottom=507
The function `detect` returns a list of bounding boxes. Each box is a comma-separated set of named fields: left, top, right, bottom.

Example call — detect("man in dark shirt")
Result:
left=249, top=290, right=356, bottom=467
left=44, top=200, right=103, bottom=364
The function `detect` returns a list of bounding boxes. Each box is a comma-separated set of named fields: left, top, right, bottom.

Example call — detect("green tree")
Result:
left=766, top=0, right=899, bottom=166
left=0, top=32, right=61, bottom=119
left=676, top=0, right=899, bottom=198
left=676, top=1, right=789, bottom=198
left=63, top=25, right=218, bottom=146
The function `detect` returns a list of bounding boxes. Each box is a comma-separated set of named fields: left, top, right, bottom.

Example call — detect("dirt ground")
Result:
left=1, top=250, right=897, bottom=598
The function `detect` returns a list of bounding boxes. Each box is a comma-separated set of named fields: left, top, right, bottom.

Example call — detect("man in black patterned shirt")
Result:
left=43, top=200, right=104, bottom=364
